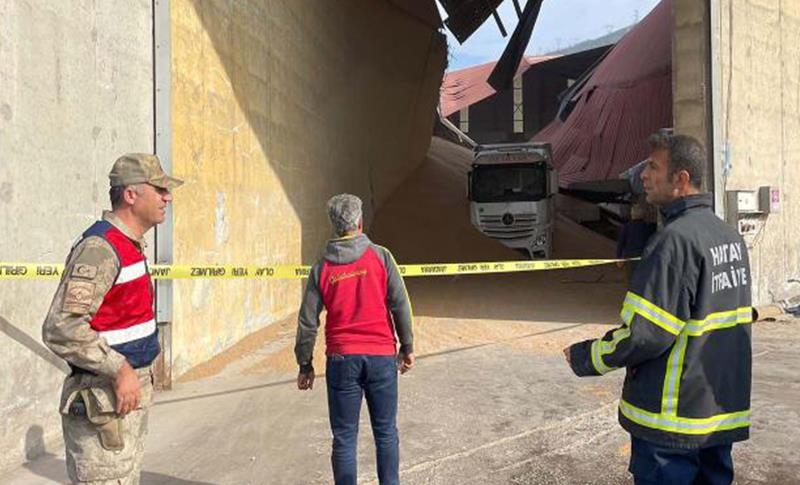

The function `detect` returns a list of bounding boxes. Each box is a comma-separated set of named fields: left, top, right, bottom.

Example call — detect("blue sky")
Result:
left=437, top=0, right=661, bottom=70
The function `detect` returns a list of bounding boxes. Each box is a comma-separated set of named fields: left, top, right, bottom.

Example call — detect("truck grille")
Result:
left=479, top=213, right=537, bottom=239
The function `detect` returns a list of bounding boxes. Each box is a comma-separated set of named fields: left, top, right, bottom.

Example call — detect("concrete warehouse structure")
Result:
left=3, top=127, right=799, bottom=485
left=673, top=0, right=800, bottom=305
left=0, top=0, right=798, bottom=480
left=0, top=0, right=446, bottom=473
left=168, top=0, right=445, bottom=381
left=1, top=1, right=157, bottom=473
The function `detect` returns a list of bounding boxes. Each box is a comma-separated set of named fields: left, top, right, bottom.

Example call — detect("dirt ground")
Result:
left=4, top=138, right=799, bottom=484
left=7, top=318, right=797, bottom=485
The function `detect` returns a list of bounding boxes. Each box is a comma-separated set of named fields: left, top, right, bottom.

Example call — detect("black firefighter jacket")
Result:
left=569, top=194, right=752, bottom=448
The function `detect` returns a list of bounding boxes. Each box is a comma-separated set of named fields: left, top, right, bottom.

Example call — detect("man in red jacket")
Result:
left=295, top=193, right=414, bottom=485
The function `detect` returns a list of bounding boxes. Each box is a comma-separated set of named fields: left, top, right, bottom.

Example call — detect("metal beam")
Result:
left=491, top=9, right=508, bottom=37
left=153, top=0, right=173, bottom=390
left=442, top=0, right=504, bottom=44
left=512, top=0, right=523, bottom=18
left=488, top=0, right=545, bottom=91
left=437, top=106, right=477, bottom=148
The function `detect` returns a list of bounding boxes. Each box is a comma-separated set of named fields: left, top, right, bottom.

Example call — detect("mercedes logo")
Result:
left=502, top=213, right=515, bottom=226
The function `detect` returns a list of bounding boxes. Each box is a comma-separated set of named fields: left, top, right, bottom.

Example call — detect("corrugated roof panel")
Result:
left=440, top=55, right=557, bottom=117
left=533, top=0, right=673, bottom=188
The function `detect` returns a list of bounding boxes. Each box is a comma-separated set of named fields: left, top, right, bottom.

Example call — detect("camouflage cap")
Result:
left=327, top=194, right=362, bottom=236
left=109, top=153, right=183, bottom=189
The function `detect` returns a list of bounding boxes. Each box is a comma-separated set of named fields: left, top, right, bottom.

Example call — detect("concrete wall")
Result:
left=716, top=0, right=800, bottom=304
left=0, top=0, right=154, bottom=472
left=674, top=0, right=800, bottom=304
left=168, top=0, right=446, bottom=376
left=672, top=0, right=712, bottom=181
left=0, top=0, right=445, bottom=470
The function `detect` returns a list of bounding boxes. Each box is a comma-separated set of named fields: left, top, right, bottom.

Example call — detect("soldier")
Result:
left=43, top=153, right=182, bottom=484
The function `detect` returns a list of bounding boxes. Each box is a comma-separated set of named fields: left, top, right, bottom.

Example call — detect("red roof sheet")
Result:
left=533, top=0, right=672, bottom=187
left=440, top=55, right=557, bottom=117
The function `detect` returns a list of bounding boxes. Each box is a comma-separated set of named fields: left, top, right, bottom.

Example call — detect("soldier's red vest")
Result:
left=318, top=247, right=396, bottom=356
left=76, top=220, right=159, bottom=369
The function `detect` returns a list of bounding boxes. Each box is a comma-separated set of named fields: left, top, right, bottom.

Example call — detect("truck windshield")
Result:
left=471, top=164, right=548, bottom=203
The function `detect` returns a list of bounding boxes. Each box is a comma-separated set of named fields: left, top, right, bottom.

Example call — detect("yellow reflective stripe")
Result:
left=620, top=305, right=635, bottom=325
left=590, top=326, right=631, bottom=375
left=658, top=308, right=752, bottom=415
left=590, top=339, right=615, bottom=374
left=685, top=307, right=753, bottom=336
left=661, top=333, right=688, bottom=416
left=605, top=327, right=632, bottom=354
left=623, top=292, right=685, bottom=335
left=619, top=400, right=750, bottom=435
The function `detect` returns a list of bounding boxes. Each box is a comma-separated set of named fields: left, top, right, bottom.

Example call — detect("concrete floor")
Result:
left=3, top=314, right=798, bottom=485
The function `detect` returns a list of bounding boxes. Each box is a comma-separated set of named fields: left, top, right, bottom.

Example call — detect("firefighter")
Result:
left=564, top=133, right=752, bottom=484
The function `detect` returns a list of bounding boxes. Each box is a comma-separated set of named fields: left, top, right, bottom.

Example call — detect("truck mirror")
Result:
left=549, top=168, right=559, bottom=198
left=467, top=171, right=473, bottom=200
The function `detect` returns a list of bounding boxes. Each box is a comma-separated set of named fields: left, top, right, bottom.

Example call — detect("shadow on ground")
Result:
left=20, top=426, right=215, bottom=485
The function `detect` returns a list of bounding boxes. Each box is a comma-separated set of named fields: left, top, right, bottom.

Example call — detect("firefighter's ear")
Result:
left=673, top=169, right=692, bottom=189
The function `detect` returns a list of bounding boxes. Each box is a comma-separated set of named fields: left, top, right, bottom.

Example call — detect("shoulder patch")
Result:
left=63, top=280, right=96, bottom=313
left=71, top=264, right=98, bottom=280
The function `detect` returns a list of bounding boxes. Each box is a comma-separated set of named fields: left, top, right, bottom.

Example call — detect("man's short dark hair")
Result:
left=648, top=132, right=706, bottom=189
left=109, top=185, right=126, bottom=209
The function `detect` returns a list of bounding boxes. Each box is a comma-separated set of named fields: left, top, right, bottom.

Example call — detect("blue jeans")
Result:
left=326, top=354, right=399, bottom=485
left=629, top=437, right=734, bottom=485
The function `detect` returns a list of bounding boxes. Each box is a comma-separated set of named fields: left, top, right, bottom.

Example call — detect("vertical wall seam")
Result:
left=153, top=0, right=174, bottom=387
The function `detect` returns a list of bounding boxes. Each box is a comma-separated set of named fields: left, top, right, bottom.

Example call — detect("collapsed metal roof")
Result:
left=438, top=0, right=505, bottom=43
left=439, top=55, right=558, bottom=117
left=439, top=44, right=611, bottom=118
left=533, top=0, right=673, bottom=188
left=439, top=0, right=545, bottom=91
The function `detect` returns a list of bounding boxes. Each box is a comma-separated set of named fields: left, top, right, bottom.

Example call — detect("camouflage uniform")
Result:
left=43, top=212, right=151, bottom=484
left=43, top=153, right=181, bottom=484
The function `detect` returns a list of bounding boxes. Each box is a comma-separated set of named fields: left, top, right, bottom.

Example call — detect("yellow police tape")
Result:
left=0, top=259, right=623, bottom=281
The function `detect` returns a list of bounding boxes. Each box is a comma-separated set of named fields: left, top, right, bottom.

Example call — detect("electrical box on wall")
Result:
left=725, top=190, right=765, bottom=244
left=726, top=190, right=760, bottom=215
left=758, top=186, right=780, bottom=214
left=725, top=187, right=781, bottom=247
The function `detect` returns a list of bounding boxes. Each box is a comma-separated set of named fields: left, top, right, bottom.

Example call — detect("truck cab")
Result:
left=468, top=143, right=558, bottom=259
